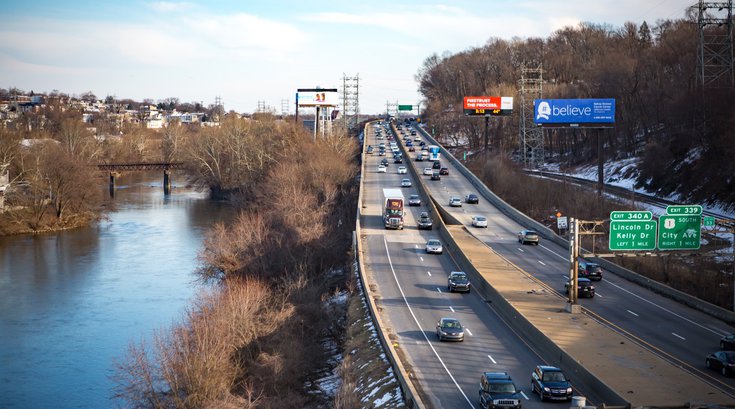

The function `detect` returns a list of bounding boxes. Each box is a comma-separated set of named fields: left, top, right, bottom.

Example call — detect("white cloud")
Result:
left=148, top=1, right=195, bottom=12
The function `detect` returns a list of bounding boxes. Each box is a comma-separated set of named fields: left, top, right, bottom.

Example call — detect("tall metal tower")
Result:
left=386, top=101, right=398, bottom=120
left=342, top=74, right=360, bottom=131
left=518, top=64, right=544, bottom=168
left=257, top=100, right=267, bottom=113
left=281, top=99, right=290, bottom=117
left=694, top=0, right=734, bottom=88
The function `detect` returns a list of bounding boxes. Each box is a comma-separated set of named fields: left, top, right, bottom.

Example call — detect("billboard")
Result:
left=463, top=96, right=513, bottom=116
left=297, top=88, right=339, bottom=107
left=533, top=99, right=615, bottom=127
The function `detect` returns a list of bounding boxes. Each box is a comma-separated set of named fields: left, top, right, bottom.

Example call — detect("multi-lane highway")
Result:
left=358, top=120, right=735, bottom=408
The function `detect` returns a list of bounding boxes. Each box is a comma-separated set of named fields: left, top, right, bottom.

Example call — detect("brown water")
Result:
left=0, top=172, right=234, bottom=408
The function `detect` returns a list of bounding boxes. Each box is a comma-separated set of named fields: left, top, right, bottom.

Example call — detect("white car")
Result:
left=449, top=196, right=462, bottom=207
left=401, top=178, right=412, bottom=187
left=378, top=164, right=387, bottom=173
left=397, top=166, right=407, bottom=174
left=423, top=167, right=433, bottom=176
left=414, top=136, right=421, bottom=142
left=425, top=239, right=443, bottom=254
left=471, top=215, right=488, bottom=228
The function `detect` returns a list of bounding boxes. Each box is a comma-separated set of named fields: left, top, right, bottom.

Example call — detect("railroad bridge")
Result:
left=97, top=162, right=185, bottom=195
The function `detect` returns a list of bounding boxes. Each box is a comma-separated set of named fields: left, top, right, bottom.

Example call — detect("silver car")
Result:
left=471, top=215, right=488, bottom=228
left=518, top=230, right=540, bottom=245
left=425, top=239, right=443, bottom=254
left=401, top=178, right=412, bottom=187
left=436, top=317, right=464, bottom=342
left=449, top=196, right=462, bottom=207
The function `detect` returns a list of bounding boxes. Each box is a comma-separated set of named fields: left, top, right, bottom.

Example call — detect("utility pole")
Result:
left=281, top=99, right=289, bottom=117
left=694, top=0, right=734, bottom=89
left=567, top=219, right=606, bottom=313
left=342, top=74, right=360, bottom=131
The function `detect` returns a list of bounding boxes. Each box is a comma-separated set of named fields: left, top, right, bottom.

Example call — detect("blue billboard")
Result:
left=534, top=99, right=615, bottom=127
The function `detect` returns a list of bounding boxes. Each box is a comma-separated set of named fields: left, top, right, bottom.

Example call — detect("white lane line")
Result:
left=672, top=332, right=686, bottom=341
left=420, top=257, right=424, bottom=262
left=540, top=244, right=568, bottom=261
left=450, top=306, right=455, bottom=313
left=517, top=248, right=525, bottom=253
left=596, top=293, right=603, bottom=298
left=414, top=244, right=419, bottom=249
left=560, top=274, right=568, bottom=279
left=382, top=236, right=474, bottom=406
left=437, top=287, right=443, bottom=293
left=487, top=355, right=497, bottom=364
left=427, top=271, right=432, bottom=277
left=520, top=391, right=529, bottom=400
left=465, top=328, right=473, bottom=336
left=538, top=260, right=546, bottom=266
left=604, top=278, right=727, bottom=336
left=627, top=310, right=639, bottom=317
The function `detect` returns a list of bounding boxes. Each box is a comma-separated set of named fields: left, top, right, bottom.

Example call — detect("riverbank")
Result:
left=0, top=208, right=102, bottom=236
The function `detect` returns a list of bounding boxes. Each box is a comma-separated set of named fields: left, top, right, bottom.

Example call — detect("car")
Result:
left=408, top=146, right=416, bottom=152
left=401, top=178, right=412, bottom=187
left=565, top=277, right=595, bottom=298
left=721, top=334, right=735, bottom=350
left=472, top=215, right=488, bottom=228
left=380, top=158, right=389, bottom=166
left=436, top=317, right=464, bottom=341
left=531, top=365, right=573, bottom=402
left=405, top=141, right=413, bottom=147
left=447, top=271, right=471, bottom=292
left=425, top=239, right=443, bottom=254
left=479, top=372, right=522, bottom=409
left=378, top=142, right=386, bottom=148
left=432, top=160, right=441, bottom=170
left=431, top=172, right=441, bottom=181
left=417, top=212, right=433, bottom=230
left=414, top=136, right=421, bottom=142
left=439, top=167, right=449, bottom=175
left=394, top=156, right=403, bottom=164
left=378, top=147, right=385, bottom=156
left=706, top=351, right=735, bottom=376
left=423, top=167, right=433, bottom=176
left=518, top=229, right=540, bottom=245
left=578, top=261, right=603, bottom=281
left=465, top=193, right=479, bottom=204
left=377, top=164, right=387, bottom=173
left=367, top=145, right=374, bottom=154
left=376, top=134, right=384, bottom=140
left=449, top=196, right=462, bottom=207
left=419, top=141, right=426, bottom=147
left=415, top=153, right=425, bottom=161
left=411, top=130, right=417, bottom=135
left=397, top=166, right=407, bottom=174
left=408, top=194, right=421, bottom=206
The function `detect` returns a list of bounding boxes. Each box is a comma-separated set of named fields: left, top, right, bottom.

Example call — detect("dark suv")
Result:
left=578, top=261, right=603, bottom=281
left=531, top=365, right=573, bottom=401
left=465, top=193, right=479, bottom=204
left=479, top=372, right=522, bottom=409
left=565, top=277, right=595, bottom=298
left=447, top=271, right=471, bottom=293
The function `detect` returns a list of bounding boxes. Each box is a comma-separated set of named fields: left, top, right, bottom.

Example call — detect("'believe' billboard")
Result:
left=534, top=99, right=615, bottom=127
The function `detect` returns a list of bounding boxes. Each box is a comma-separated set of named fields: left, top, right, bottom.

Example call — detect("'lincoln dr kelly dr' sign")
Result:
left=534, top=98, right=615, bottom=127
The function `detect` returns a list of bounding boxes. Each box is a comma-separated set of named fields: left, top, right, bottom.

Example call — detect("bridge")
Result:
left=97, top=162, right=185, bottom=195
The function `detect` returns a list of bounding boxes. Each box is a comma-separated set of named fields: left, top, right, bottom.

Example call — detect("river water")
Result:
left=0, top=173, right=234, bottom=408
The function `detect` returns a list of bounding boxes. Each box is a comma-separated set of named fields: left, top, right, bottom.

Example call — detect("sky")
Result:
left=0, top=0, right=695, bottom=114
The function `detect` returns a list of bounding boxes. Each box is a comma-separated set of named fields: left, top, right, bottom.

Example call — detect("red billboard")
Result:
left=464, top=96, right=502, bottom=110
left=463, top=96, right=513, bottom=116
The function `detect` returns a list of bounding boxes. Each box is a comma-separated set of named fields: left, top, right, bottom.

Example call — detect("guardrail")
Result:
left=354, top=122, right=424, bottom=408
left=398, top=124, right=628, bottom=407
left=414, top=125, right=735, bottom=325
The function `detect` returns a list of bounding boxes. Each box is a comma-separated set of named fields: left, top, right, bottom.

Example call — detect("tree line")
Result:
left=416, top=17, right=734, bottom=209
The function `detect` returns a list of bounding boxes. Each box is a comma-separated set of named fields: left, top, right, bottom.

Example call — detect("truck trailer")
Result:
left=383, top=188, right=405, bottom=229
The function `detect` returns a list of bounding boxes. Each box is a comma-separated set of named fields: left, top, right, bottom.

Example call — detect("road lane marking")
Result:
left=427, top=271, right=432, bottom=277
left=627, top=310, right=639, bottom=317
left=487, top=355, right=496, bottom=364
left=538, top=260, right=546, bottom=266
left=420, top=257, right=424, bottom=262
left=415, top=244, right=419, bottom=248
left=596, top=293, right=603, bottom=298
left=520, top=391, right=529, bottom=400
left=465, top=328, right=473, bottom=336
left=672, top=332, right=686, bottom=340
left=450, top=306, right=455, bottom=313
left=517, top=248, right=525, bottom=253
left=382, top=234, right=474, bottom=406
left=437, top=287, right=442, bottom=293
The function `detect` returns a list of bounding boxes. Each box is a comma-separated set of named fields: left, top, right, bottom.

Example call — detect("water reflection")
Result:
left=0, top=172, right=233, bottom=408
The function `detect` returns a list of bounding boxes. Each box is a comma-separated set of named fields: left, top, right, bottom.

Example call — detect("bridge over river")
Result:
left=97, top=162, right=185, bottom=195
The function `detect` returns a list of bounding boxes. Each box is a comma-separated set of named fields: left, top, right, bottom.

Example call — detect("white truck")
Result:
left=382, top=188, right=405, bottom=229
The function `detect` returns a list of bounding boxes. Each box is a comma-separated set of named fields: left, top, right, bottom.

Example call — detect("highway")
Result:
left=359, top=120, right=735, bottom=408
left=360, top=123, right=607, bottom=408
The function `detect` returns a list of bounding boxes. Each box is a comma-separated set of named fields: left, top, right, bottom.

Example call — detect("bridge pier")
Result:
left=163, top=170, right=172, bottom=195
left=109, top=172, right=119, bottom=197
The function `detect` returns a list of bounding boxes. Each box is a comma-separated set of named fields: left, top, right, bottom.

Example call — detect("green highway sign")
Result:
left=398, top=105, right=413, bottom=111
left=666, top=205, right=702, bottom=216
left=658, top=215, right=701, bottom=250
left=610, top=211, right=653, bottom=221
left=704, top=216, right=715, bottom=227
left=609, top=220, right=657, bottom=251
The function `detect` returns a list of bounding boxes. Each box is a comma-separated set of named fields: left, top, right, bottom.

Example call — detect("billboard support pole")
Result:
left=314, top=106, right=319, bottom=141
left=484, top=116, right=490, bottom=152
left=597, top=129, right=604, bottom=197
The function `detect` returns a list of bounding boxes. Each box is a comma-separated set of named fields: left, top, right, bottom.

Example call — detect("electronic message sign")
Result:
left=463, top=96, right=513, bottom=116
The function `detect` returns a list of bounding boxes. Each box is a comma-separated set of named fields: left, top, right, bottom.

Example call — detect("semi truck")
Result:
left=428, top=145, right=440, bottom=161
left=383, top=188, right=405, bottom=229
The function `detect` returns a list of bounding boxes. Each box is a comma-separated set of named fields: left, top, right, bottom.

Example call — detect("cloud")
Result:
left=147, top=1, right=195, bottom=12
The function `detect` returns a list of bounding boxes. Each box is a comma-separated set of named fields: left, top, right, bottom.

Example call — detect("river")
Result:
left=0, top=172, right=234, bottom=408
